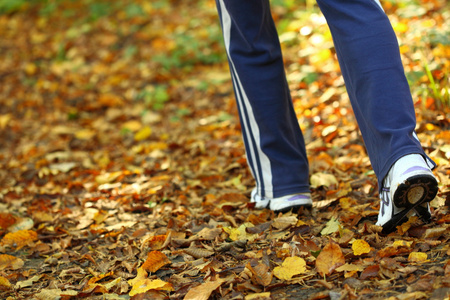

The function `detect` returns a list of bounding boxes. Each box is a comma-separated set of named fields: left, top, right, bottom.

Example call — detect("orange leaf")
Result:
left=0, top=254, right=24, bottom=270
left=141, top=251, right=171, bottom=273
left=184, top=279, right=225, bottom=300
left=142, top=234, right=167, bottom=251
left=1, top=230, right=38, bottom=250
left=0, top=213, right=16, bottom=229
left=316, top=240, right=345, bottom=276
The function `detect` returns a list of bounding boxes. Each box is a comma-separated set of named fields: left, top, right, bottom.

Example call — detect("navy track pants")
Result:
left=215, top=0, right=435, bottom=198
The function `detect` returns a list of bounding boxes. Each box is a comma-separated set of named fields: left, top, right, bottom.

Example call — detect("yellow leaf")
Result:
left=128, top=268, right=173, bottom=296
left=273, top=256, right=307, bottom=281
left=223, top=223, right=258, bottom=242
left=75, top=129, right=96, bottom=140
left=0, top=254, right=24, bottom=270
left=352, top=239, right=371, bottom=256
left=392, top=240, right=412, bottom=248
left=408, top=252, right=428, bottom=263
left=141, top=251, right=171, bottom=273
left=321, top=217, right=340, bottom=235
left=1, top=230, right=38, bottom=250
left=0, top=276, right=11, bottom=288
left=245, top=292, right=272, bottom=300
left=184, top=279, right=225, bottom=300
left=134, top=126, right=152, bottom=141
left=122, top=120, right=142, bottom=132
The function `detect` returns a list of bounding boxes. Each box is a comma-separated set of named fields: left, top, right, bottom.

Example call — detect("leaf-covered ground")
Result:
left=0, top=0, right=449, bottom=299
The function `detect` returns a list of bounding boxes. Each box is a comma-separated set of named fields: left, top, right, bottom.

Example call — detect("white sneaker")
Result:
left=376, top=154, right=438, bottom=234
left=251, top=188, right=312, bottom=213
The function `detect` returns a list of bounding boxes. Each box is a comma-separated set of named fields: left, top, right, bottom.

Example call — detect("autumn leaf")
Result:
left=408, top=252, right=428, bottom=263
left=321, top=217, right=341, bottom=235
left=223, top=223, right=258, bottom=242
left=0, top=254, right=24, bottom=270
left=141, top=251, right=171, bottom=273
left=0, top=276, right=12, bottom=288
left=128, top=268, right=173, bottom=296
left=316, top=240, right=345, bottom=276
left=246, top=262, right=273, bottom=286
left=184, top=278, right=225, bottom=300
left=351, top=239, right=371, bottom=256
left=273, top=256, right=307, bottom=281
left=1, top=230, right=38, bottom=250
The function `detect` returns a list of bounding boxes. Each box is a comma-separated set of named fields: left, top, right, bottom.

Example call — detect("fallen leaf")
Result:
left=272, top=215, right=298, bottom=230
left=316, top=240, right=345, bottom=276
left=352, top=239, right=371, bottom=256
left=184, top=279, right=225, bottom=300
left=273, top=256, right=307, bottom=281
left=15, top=275, right=44, bottom=289
left=0, top=254, right=24, bottom=270
left=1, top=229, right=38, bottom=250
left=245, top=292, right=272, bottom=300
left=0, top=276, right=11, bottom=288
left=360, top=265, right=380, bottom=280
left=408, top=252, right=428, bottom=263
left=247, top=262, right=273, bottom=286
left=141, top=251, right=171, bottom=273
left=128, top=268, right=173, bottom=296
left=321, top=217, right=341, bottom=235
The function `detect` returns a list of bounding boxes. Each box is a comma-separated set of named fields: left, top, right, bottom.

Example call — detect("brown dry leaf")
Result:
left=377, top=240, right=413, bottom=258
left=128, top=268, right=173, bottom=296
left=1, top=229, right=38, bottom=250
left=184, top=247, right=214, bottom=259
left=273, top=256, right=307, bottom=281
left=272, top=215, right=298, bottom=231
left=246, top=262, right=273, bottom=286
left=183, top=278, right=225, bottom=300
left=0, top=254, right=24, bottom=270
left=359, top=265, right=380, bottom=280
left=141, top=251, right=171, bottom=273
left=351, top=239, right=371, bottom=256
left=423, top=227, right=447, bottom=239
left=315, top=239, right=345, bottom=276
left=197, top=227, right=223, bottom=240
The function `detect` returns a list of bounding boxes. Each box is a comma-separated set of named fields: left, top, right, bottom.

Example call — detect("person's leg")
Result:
left=316, top=0, right=438, bottom=232
left=215, top=0, right=310, bottom=204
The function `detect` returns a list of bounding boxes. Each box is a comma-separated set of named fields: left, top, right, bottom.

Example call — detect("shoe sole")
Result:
left=381, top=174, right=438, bottom=234
left=272, top=202, right=313, bottom=214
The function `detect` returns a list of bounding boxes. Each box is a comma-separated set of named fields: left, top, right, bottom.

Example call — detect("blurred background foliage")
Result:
left=0, top=0, right=448, bottom=108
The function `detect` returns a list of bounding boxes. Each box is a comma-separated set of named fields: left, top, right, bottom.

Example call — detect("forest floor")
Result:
left=0, top=0, right=449, bottom=299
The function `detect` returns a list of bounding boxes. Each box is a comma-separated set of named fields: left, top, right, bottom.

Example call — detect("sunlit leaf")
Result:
left=352, top=239, right=371, bottom=256
left=128, top=268, right=173, bottom=296
left=273, top=256, right=307, bottom=281
left=1, top=229, right=38, bottom=250
left=408, top=252, right=428, bottom=263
